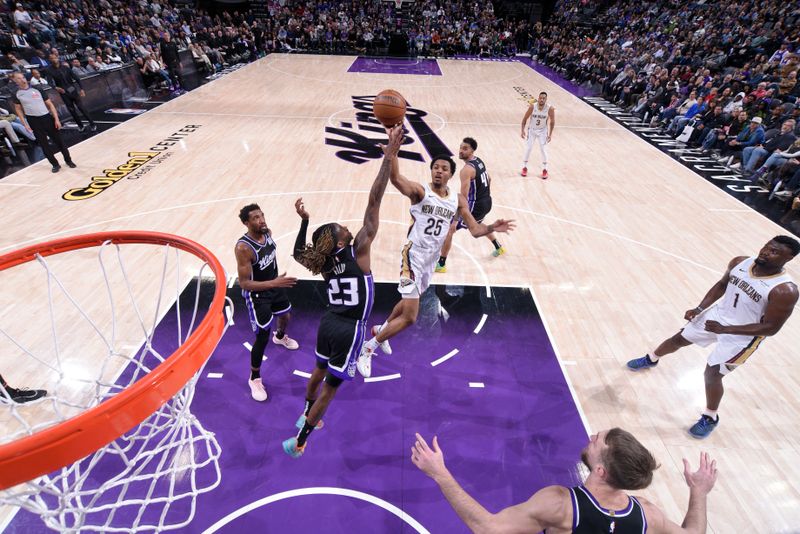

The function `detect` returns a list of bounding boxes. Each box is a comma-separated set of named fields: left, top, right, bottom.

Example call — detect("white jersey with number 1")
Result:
left=680, top=256, right=794, bottom=373
left=717, top=256, right=793, bottom=325
left=398, top=184, right=459, bottom=298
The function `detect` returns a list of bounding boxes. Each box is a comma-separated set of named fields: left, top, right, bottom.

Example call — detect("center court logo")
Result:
left=325, top=95, right=452, bottom=165
left=62, top=125, right=201, bottom=201
left=513, top=86, right=536, bottom=104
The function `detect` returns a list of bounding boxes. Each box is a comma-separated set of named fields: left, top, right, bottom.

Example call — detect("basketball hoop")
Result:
left=0, top=231, right=230, bottom=532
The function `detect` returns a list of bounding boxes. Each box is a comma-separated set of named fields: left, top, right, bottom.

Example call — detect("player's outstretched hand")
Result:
left=295, top=197, right=309, bottom=220
left=682, top=452, right=717, bottom=496
left=381, top=124, right=404, bottom=158
left=271, top=272, right=298, bottom=288
left=411, top=433, right=448, bottom=480
left=491, top=219, right=516, bottom=233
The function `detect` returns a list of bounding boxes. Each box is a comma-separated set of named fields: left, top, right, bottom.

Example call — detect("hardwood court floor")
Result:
left=1, top=55, right=799, bottom=532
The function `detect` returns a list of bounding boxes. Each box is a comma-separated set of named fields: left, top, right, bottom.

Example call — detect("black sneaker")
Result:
left=1, top=386, right=47, bottom=404
left=51, top=165, right=61, bottom=173
left=65, top=160, right=77, bottom=168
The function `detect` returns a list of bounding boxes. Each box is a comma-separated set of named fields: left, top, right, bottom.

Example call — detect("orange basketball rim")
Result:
left=0, top=231, right=227, bottom=490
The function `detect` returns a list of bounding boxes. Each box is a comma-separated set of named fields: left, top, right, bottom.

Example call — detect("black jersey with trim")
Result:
left=238, top=233, right=278, bottom=282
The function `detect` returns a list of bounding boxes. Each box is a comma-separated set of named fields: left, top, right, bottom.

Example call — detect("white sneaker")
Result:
left=273, top=333, right=299, bottom=350
left=248, top=378, right=268, bottom=401
left=356, top=344, right=374, bottom=378
left=371, top=325, right=392, bottom=355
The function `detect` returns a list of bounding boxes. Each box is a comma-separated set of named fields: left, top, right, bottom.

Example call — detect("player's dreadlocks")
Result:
left=296, top=223, right=337, bottom=275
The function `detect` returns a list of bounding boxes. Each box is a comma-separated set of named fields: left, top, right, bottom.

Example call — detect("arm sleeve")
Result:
left=292, top=218, right=309, bottom=258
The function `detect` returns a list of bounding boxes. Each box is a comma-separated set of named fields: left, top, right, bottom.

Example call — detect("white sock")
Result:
left=702, top=409, right=718, bottom=420
left=647, top=352, right=660, bottom=362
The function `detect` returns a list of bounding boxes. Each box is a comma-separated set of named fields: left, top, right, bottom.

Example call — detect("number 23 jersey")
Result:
left=326, top=244, right=375, bottom=321
left=407, top=183, right=459, bottom=255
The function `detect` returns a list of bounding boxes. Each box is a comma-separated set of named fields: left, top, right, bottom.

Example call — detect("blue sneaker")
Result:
left=282, top=437, right=305, bottom=458
left=626, top=355, right=659, bottom=371
left=689, top=415, right=719, bottom=439
left=295, top=414, right=324, bottom=430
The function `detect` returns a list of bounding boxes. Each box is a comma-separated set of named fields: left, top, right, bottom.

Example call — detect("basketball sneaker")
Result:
left=356, top=344, right=375, bottom=378
left=295, top=414, right=324, bottom=430
left=435, top=262, right=447, bottom=273
left=492, top=246, right=506, bottom=257
left=689, top=415, right=719, bottom=439
left=273, top=333, right=299, bottom=350
left=541, top=169, right=548, bottom=179
left=371, top=325, right=392, bottom=355
left=0, top=386, right=47, bottom=404
left=248, top=378, right=268, bottom=401
left=521, top=167, right=528, bottom=177
left=282, top=437, right=306, bottom=458
left=626, top=355, right=659, bottom=371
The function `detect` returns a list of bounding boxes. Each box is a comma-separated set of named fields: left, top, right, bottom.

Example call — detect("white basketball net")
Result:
left=0, top=239, right=228, bottom=532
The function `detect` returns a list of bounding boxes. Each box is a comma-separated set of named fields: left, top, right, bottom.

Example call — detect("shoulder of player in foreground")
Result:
left=524, top=485, right=572, bottom=524
left=631, top=495, right=680, bottom=534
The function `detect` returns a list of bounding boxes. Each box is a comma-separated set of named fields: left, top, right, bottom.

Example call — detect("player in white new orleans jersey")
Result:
left=520, top=91, right=555, bottom=179
left=356, top=150, right=515, bottom=377
left=628, top=236, right=799, bottom=439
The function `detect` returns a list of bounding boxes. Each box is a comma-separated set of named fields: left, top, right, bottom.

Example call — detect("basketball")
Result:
left=373, top=89, right=407, bottom=127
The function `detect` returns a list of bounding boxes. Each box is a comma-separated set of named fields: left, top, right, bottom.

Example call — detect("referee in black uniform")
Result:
left=10, top=71, right=75, bottom=173
left=47, top=56, right=96, bottom=132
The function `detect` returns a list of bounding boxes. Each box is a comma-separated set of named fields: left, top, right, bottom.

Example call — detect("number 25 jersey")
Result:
left=407, top=183, right=459, bottom=254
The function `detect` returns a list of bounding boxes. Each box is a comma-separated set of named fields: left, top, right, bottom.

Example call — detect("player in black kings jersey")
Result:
left=412, top=428, right=717, bottom=534
left=436, top=137, right=504, bottom=273
left=235, top=204, right=298, bottom=403
left=281, top=125, right=403, bottom=458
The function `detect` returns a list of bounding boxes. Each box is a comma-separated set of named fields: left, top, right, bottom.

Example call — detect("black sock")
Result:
left=297, top=421, right=315, bottom=446
left=250, top=368, right=260, bottom=380
left=304, top=397, right=316, bottom=416
left=275, top=330, right=285, bottom=339
left=438, top=256, right=447, bottom=266
left=251, top=330, right=269, bottom=372
left=492, top=239, right=501, bottom=250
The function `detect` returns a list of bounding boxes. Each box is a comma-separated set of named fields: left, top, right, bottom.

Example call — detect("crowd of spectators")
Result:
left=532, top=0, right=800, bottom=227
left=0, top=0, right=799, bottom=228
left=0, top=0, right=527, bottom=88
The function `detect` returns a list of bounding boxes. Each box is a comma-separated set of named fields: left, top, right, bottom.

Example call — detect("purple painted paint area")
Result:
left=7, top=282, right=587, bottom=533
left=515, top=57, right=598, bottom=98
left=348, top=57, right=442, bottom=76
